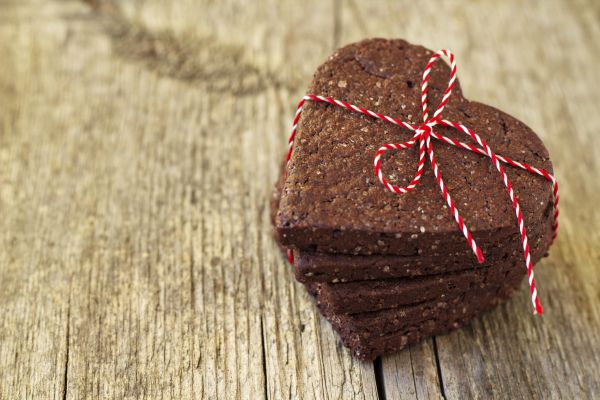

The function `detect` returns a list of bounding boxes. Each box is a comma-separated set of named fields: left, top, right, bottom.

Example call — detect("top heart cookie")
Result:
left=276, top=39, right=554, bottom=258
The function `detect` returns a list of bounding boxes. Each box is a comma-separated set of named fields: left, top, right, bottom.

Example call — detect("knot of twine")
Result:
left=286, top=50, right=559, bottom=315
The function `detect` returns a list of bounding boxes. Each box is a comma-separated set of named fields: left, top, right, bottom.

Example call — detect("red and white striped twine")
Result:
left=286, top=50, right=559, bottom=315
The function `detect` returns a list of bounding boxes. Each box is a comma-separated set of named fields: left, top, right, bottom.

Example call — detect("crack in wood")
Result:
left=408, top=348, right=419, bottom=398
left=62, top=293, right=71, bottom=400
left=373, top=357, right=387, bottom=400
left=260, top=317, right=269, bottom=400
left=189, top=234, right=196, bottom=314
left=432, top=337, right=447, bottom=400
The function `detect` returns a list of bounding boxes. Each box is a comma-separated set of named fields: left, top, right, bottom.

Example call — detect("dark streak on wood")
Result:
left=90, top=2, right=301, bottom=96
left=261, top=318, right=269, bottom=400
left=62, top=294, right=71, bottom=400
left=373, top=357, right=386, bottom=400
left=431, top=337, right=446, bottom=400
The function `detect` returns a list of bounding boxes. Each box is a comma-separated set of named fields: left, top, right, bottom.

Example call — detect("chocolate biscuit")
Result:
left=275, top=38, right=554, bottom=256
left=294, top=209, right=552, bottom=283
left=269, top=152, right=553, bottom=283
left=310, top=254, right=535, bottom=314
left=312, top=269, right=524, bottom=359
left=268, top=38, right=556, bottom=360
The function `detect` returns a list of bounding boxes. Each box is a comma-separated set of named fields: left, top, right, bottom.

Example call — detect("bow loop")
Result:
left=373, top=133, right=425, bottom=195
left=421, top=50, right=458, bottom=122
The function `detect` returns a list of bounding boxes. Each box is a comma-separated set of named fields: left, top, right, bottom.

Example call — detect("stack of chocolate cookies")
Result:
left=270, top=39, right=555, bottom=360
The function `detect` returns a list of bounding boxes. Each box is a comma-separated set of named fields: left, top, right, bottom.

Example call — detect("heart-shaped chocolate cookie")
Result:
left=276, top=38, right=553, bottom=256
left=271, top=39, right=556, bottom=359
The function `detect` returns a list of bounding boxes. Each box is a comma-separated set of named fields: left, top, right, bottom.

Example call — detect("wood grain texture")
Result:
left=339, top=0, right=600, bottom=398
left=0, top=0, right=598, bottom=399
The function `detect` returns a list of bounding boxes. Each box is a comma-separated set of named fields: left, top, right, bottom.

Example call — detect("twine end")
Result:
left=476, top=248, right=485, bottom=264
left=534, top=299, right=544, bottom=315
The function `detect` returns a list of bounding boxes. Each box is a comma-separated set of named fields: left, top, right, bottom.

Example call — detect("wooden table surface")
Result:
left=1, top=0, right=599, bottom=398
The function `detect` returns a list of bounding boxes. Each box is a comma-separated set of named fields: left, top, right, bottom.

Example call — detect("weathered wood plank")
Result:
left=432, top=1, right=600, bottom=397
left=0, top=0, right=380, bottom=398
left=0, top=2, right=88, bottom=398
left=378, top=341, right=443, bottom=400
left=339, top=0, right=600, bottom=398
left=1, top=0, right=600, bottom=399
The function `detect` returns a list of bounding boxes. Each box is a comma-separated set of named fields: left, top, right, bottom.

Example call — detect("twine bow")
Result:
left=286, top=50, right=559, bottom=315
